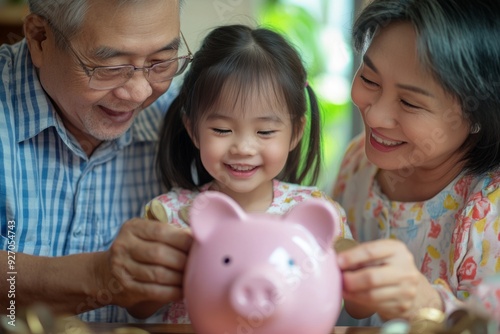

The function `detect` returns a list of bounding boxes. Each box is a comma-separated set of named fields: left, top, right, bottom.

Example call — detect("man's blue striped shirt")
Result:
left=0, top=40, right=176, bottom=322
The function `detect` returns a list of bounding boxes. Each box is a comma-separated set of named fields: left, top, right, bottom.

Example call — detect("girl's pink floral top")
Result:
left=333, top=135, right=500, bottom=324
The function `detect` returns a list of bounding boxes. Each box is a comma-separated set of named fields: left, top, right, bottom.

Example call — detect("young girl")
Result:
left=333, top=0, right=500, bottom=327
left=128, top=24, right=366, bottom=323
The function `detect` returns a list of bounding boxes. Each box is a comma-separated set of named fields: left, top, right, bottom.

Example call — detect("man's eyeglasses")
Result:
left=48, top=21, right=193, bottom=90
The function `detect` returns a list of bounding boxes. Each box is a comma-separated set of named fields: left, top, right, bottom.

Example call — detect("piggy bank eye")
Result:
left=222, top=256, right=231, bottom=265
left=288, top=258, right=295, bottom=267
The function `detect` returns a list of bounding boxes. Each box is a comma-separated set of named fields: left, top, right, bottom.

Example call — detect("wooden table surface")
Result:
left=86, top=323, right=380, bottom=334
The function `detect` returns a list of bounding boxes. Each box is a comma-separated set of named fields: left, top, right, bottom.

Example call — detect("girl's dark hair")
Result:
left=157, top=24, right=321, bottom=190
left=353, top=0, right=500, bottom=175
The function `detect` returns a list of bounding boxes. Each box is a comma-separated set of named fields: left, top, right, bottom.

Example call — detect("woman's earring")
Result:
left=470, top=123, right=481, bottom=134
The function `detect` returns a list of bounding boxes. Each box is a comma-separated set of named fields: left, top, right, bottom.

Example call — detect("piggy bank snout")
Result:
left=229, top=269, right=284, bottom=319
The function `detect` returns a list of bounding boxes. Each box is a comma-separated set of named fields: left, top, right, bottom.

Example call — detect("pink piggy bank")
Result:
left=184, top=191, right=343, bottom=334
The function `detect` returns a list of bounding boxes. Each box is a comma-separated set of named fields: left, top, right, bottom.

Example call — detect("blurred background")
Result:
left=0, top=0, right=368, bottom=192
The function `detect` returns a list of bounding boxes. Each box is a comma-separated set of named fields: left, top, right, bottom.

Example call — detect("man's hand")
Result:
left=0, top=217, right=193, bottom=316
left=95, top=218, right=193, bottom=309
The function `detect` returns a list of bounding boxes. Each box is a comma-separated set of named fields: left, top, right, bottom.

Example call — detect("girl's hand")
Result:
left=337, top=239, right=443, bottom=320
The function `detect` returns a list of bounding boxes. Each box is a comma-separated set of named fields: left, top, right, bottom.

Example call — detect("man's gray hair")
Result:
left=28, top=0, right=183, bottom=46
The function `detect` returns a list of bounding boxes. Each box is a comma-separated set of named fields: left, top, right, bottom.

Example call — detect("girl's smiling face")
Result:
left=190, top=79, right=302, bottom=204
left=351, top=21, right=471, bottom=176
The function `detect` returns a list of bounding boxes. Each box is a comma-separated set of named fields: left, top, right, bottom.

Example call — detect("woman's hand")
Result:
left=337, top=239, right=443, bottom=320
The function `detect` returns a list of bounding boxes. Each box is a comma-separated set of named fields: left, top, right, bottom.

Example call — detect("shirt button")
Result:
left=73, top=229, right=82, bottom=237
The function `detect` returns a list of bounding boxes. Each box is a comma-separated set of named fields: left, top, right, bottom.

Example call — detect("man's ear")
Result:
left=24, top=14, right=50, bottom=68
left=290, top=116, right=306, bottom=151
left=183, top=115, right=199, bottom=149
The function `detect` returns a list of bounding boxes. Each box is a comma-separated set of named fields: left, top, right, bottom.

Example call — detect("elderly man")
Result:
left=0, top=0, right=192, bottom=322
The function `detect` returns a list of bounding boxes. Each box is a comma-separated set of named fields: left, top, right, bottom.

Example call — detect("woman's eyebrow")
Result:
left=363, top=54, right=434, bottom=97
left=363, top=54, right=379, bottom=73
left=397, top=83, right=434, bottom=97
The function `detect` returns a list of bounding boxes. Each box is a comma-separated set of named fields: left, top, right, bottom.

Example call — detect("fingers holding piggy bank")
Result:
left=184, top=191, right=342, bottom=334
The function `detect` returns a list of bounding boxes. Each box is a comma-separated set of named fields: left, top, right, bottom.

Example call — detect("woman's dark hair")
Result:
left=157, top=24, right=321, bottom=190
left=353, top=0, right=500, bottom=175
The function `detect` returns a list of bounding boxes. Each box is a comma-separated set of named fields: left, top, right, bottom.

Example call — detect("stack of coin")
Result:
left=441, top=308, right=496, bottom=334
left=410, top=307, right=445, bottom=333
left=0, top=304, right=152, bottom=334
left=0, top=303, right=92, bottom=334
left=378, top=306, right=497, bottom=334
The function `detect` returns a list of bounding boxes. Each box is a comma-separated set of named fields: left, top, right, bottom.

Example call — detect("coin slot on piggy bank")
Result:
left=184, top=191, right=343, bottom=334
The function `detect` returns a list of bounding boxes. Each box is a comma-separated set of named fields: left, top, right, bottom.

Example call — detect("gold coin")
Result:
left=54, top=316, right=93, bottom=334
left=0, top=317, right=30, bottom=334
left=411, top=308, right=445, bottom=333
left=414, top=307, right=445, bottom=323
left=334, top=238, right=358, bottom=253
left=411, top=318, right=442, bottom=333
left=145, top=204, right=155, bottom=220
left=149, top=199, right=169, bottom=223
left=25, top=308, right=45, bottom=334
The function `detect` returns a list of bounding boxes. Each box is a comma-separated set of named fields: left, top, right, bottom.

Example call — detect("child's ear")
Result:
left=183, top=115, right=200, bottom=149
left=24, top=14, right=50, bottom=69
left=289, top=116, right=306, bottom=151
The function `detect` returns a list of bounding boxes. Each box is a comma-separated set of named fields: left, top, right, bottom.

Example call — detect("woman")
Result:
left=333, top=0, right=500, bottom=326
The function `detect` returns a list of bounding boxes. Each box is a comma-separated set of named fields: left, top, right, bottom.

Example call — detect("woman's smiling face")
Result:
left=351, top=21, right=471, bottom=174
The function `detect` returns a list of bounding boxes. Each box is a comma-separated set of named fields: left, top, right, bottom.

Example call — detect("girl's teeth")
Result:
left=229, top=165, right=255, bottom=171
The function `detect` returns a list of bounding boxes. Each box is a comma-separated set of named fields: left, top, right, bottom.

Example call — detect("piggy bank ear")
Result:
left=190, top=191, right=246, bottom=242
left=285, top=199, right=339, bottom=251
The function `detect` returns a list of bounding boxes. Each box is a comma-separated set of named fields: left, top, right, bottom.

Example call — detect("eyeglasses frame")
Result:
left=46, top=18, right=193, bottom=90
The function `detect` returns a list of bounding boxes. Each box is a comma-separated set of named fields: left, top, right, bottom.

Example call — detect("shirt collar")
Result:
left=13, top=41, right=59, bottom=143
